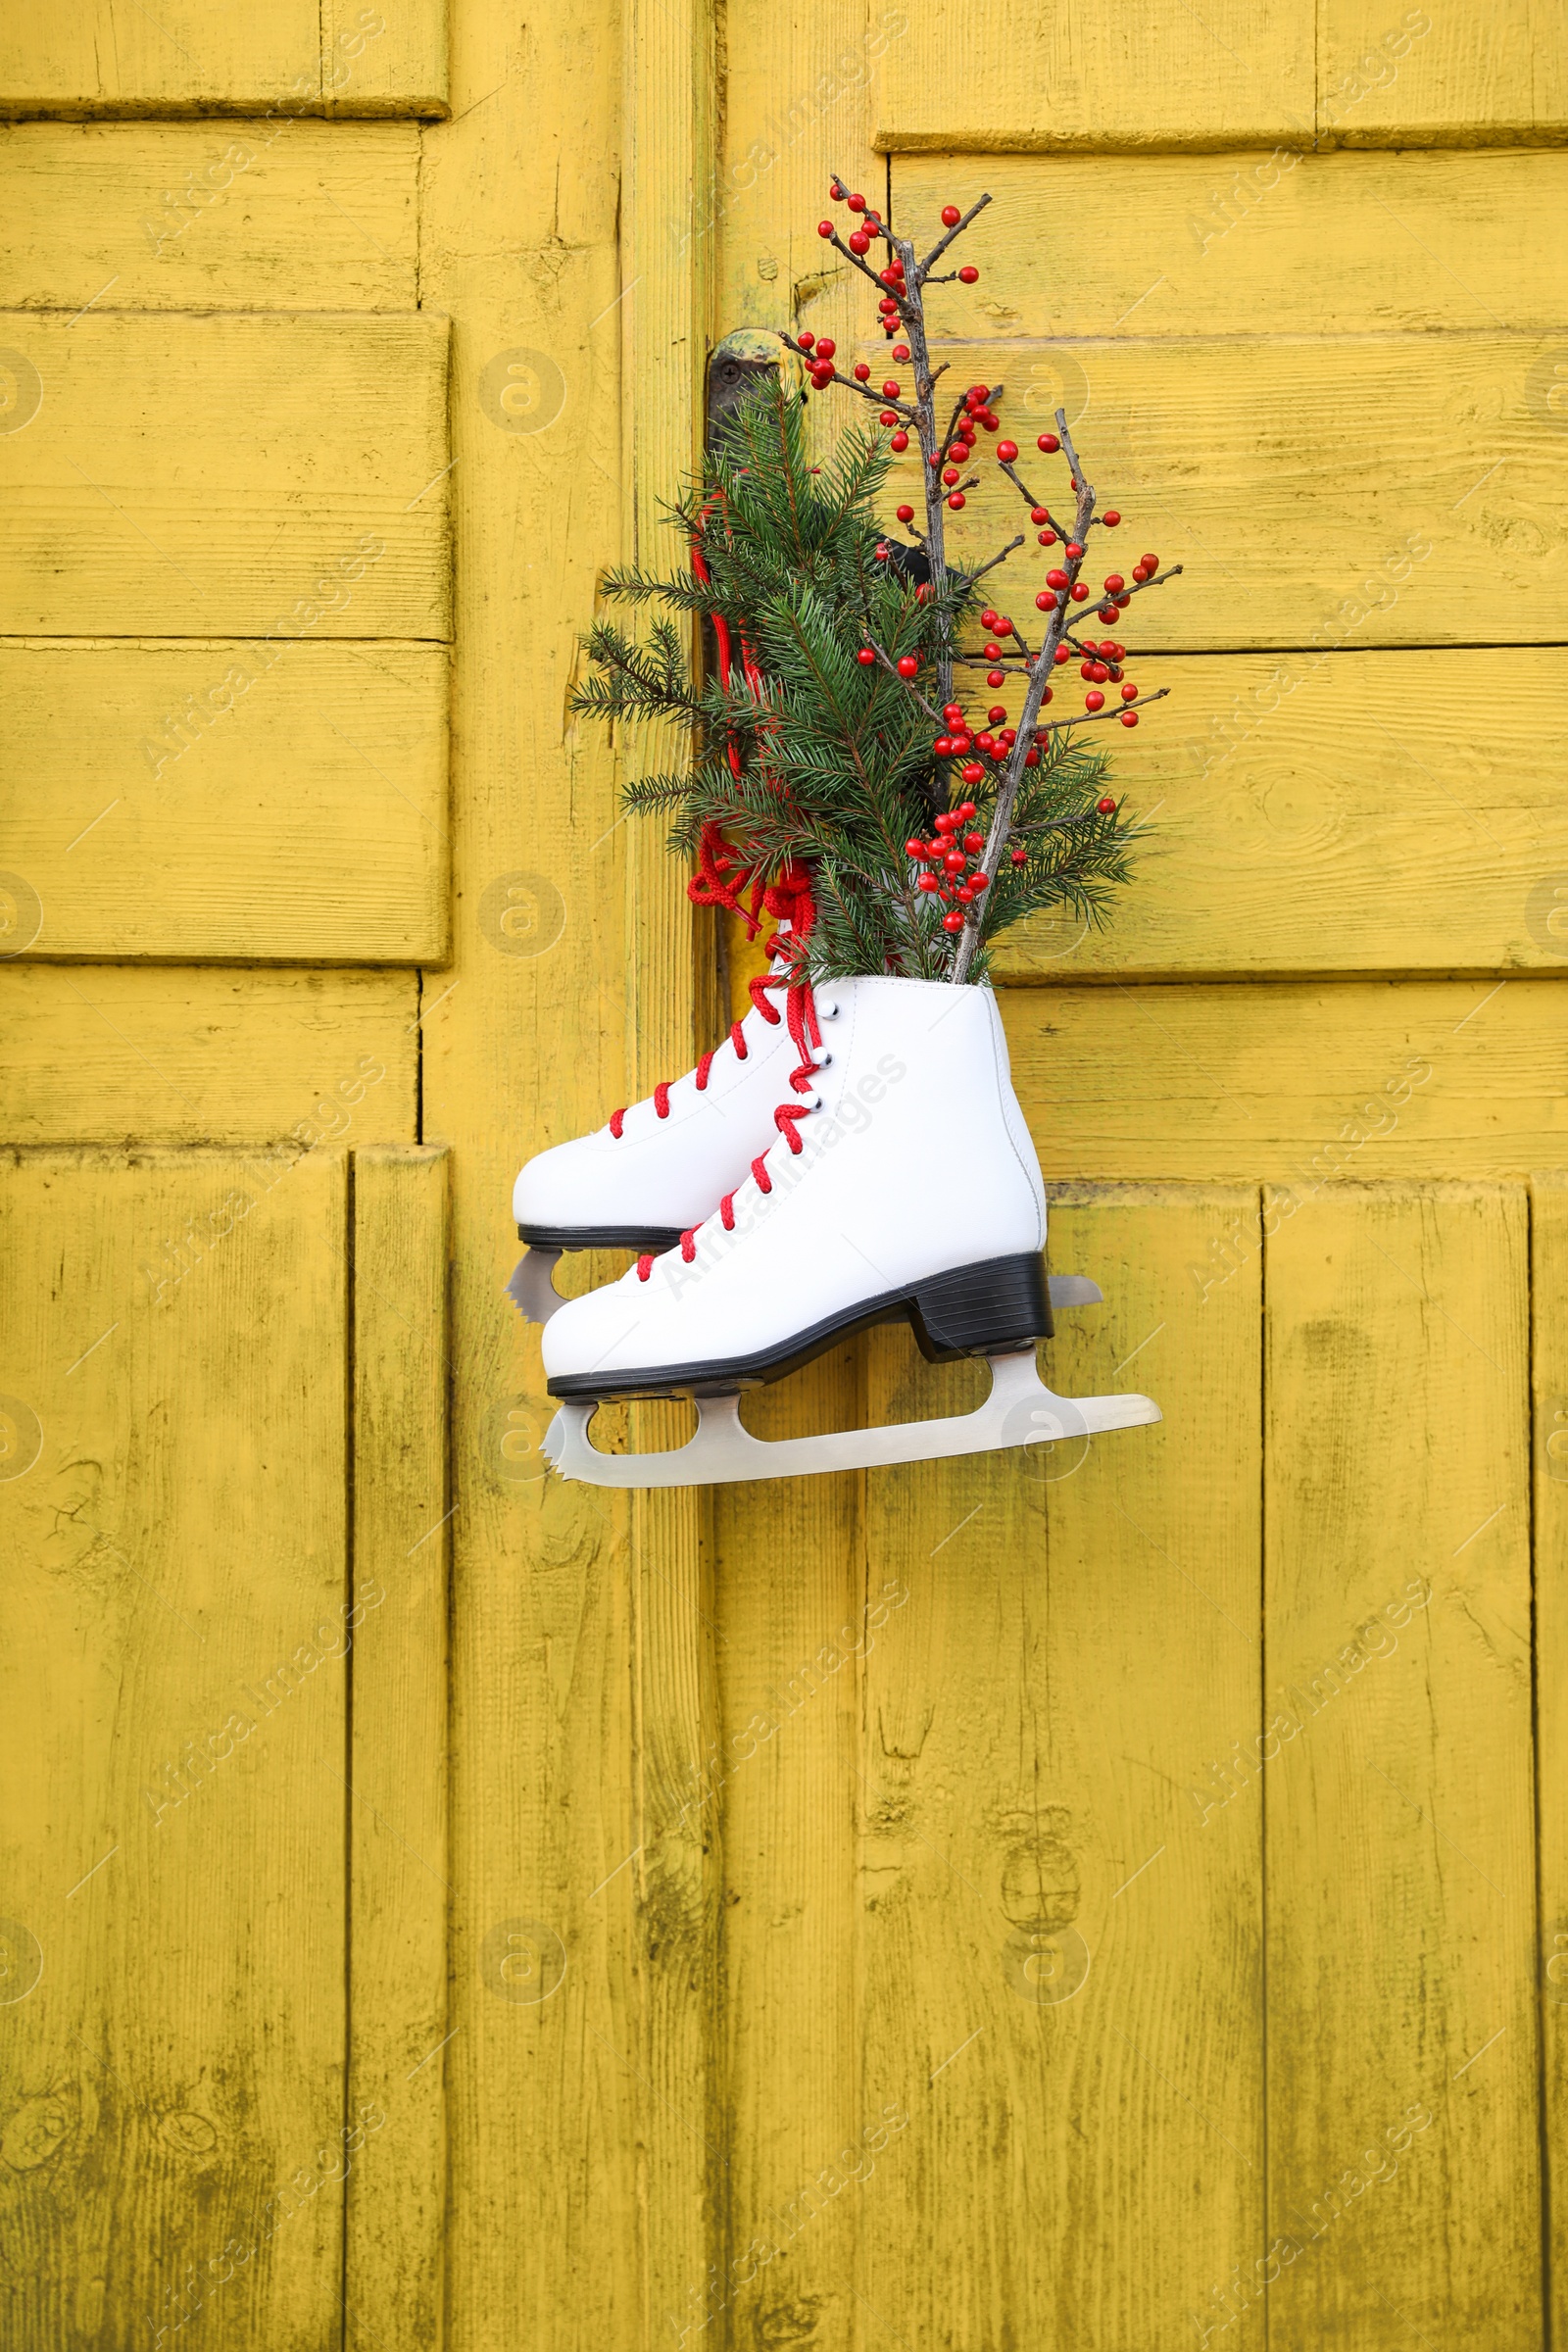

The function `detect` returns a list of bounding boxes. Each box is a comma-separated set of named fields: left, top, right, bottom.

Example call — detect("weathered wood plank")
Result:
left=0, top=123, right=420, bottom=311
left=0, top=312, right=451, bottom=638
left=0, top=966, right=417, bottom=1144
left=418, top=11, right=646, bottom=2348
left=858, top=1185, right=1263, bottom=2345
left=1532, top=1172, right=1568, bottom=2352
left=0, top=1145, right=350, bottom=2349
left=2, top=639, right=447, bottom=961
left=347, top=1147, right=450, bottom=2352
left=0, top=0, right=447, bottom=116
left=1001, top=977, right=1568, bottom=1187
left=878, top=0, right=1315, bottom=151
left=1262, top=1183, right=1539, bottom=2347
left=993, top=649, right=1568, bottom=981
left=867, top=333, right=1561, bottom=653
left=892, top=149, right=1568, bottom=337
left=1320, top=0, right=1568, bottom=145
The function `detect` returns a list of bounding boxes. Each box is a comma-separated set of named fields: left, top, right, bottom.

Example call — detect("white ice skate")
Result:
left=539, top=975, right=1160, bottom=1487
left=507, top=944, right=808, bottom=1324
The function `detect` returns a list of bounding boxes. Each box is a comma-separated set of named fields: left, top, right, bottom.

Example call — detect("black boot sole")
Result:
left=547, top=1250, right=1054, bottom=1402
left=519, top=1221, right=685, bottom=1252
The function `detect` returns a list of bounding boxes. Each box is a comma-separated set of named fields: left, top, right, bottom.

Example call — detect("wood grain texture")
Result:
left=1001, top=976, right=1568, bottom=1183
left=1262, top=1183, right=1540, bottom=2348
left=0, top=966, right=417, bottom=1143
left=878, top=0, right=1315, bottom=151
left=0, top=123, right=420, bottom=311
left=867, top=332, right=1562, bottom=653
left=0, top=0, right=447, bottom=116
left=418, top=7, right=646, bottom=2346
left=1319, top=0, right=1568, bottom=144
left=1, top=640, right=447, bottom=961
left=992, top=649, right=1568, bottom=981
left=858, top=1186, right=1262, bottom=2347
left=891, top=150, right=1568, bottom=337
left=1531, top=1173, right=1568, bottom=2352
left=0, top=1146, right=350, bottom=2350
left=347, top=1147, right=450, bottom=2352
left=0, top=312, right=451, bottom=638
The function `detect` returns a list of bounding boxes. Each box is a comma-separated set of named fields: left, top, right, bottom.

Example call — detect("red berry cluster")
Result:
left=905, top=801, right=991, bottom=932
left=931, top=693, right=1044, bottom=780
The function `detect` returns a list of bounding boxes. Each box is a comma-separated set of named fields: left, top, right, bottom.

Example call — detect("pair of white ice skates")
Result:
left=511, top=955, right=1160, bottom=1486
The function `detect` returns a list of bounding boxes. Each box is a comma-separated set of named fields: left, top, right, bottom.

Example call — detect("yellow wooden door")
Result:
left=5, top=5, right=1567, bottom=2351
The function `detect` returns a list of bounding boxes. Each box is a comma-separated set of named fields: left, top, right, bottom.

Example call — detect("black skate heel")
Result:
left=909, top=1251, right=1054, bottom=1363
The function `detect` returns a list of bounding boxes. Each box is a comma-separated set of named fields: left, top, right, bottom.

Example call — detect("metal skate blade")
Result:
left=1048, top=1275, right=1102, bottom=1308
left=506, top=1247, right=564, bottom=1327
left=541, top=1353, right=1160, bottom=1489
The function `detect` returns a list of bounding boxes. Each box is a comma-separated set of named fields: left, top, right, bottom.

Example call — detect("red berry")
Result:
left=1121, top=683, right=1138, bottom=702
left=857, top=647, right=876, bottom=664
left=944, top=850, right=965, bottom=873
left=1079, top=661, right=1094, bottom=679
left=1038, top=530, right=1055, bottom=547
left=934, top=736, right=953, bottom=756
left=943, top=910, right=965, bottom=932
left=874, top=544, right=890, bottom=560
left=1038, top=432, right=1060, bottom=453
left=1011, top=845, right=1028, bottom=865
left=890, top=431, right=908, bottom=452
left=1029, top=507, right=1048, bottom=525
left=1037, top=590, right=1056, bottom=612
left=987, top=705, right=1006, bottom=724
left=882, top=381, right=902, bottom=399
left=1098, top=796, right=1116, bottom=814
left=943, top=702, right=964, bottom=722
left=941, top=203, right=961, bottom=225
left=799, top=332, right=815, bottom=350
left=817, top=221, right=834, bottom=240
left=956, top=884, right=975, bottom=903
left=1141, top=553, right=1158, bottom=570
left=1042, top=687, right=1053, bottom=705
left=997, top=440, right=1018, bottom=463
left=961, top=761, right=984, bottom=784
left=880, top=410, right=899, bottom=425
left=969, top=384, right=991, bottom=403
left=943, top=466, right=960, bottom=485
left=935, top=811, right=957, bottom=832
left=904, top=838, right=925, bottom=858
left=896, top=503, right=914, bottom=523
left=1070, top=584, right=1088, bottom=601
left=964, top=830, right=985, bottom=852
left=985, top=667, right=1003, bottom=687
left=1046, top=569, right=1068, bottom=590
left=982, top=641, right=1002, bottom=660
left=854, top=362, right=870, bottom=381
left=1103, top=574, right=1125, bottom=594
left=948, top=492, right=965, bottom=509
left=995, top=616, right=1012, bottom=635
left=892, top=344, right=910, bottom=362
left=849, top=229, right=870, bottom=254
left=1120, top=711, right=1138, bottom=727
left=1090, top=663, right=1109, bottom=683
left=979, top=607, right=998, bottom=628
left=1102, top=510, right=1121, bottom=526
left=1054, top=645, right=1069, bottom=665
left=1066, top=542, right=1085, bottom=559
left=897, top=655, right=919, bottom=678
left=815, top=339, right=835, bottom=360
left=956, top=802, right=977, bottom=819
left=847, top=192, right=866, bottom=212
left=971, top=872, right=989, bottom=892
left=975, top=732, right=995, bottom=753
left=916, top=873, right=939, bottom=892
left=1085, top=691, right=1104, bottom=711
left=957, top=266, right=979, bottom=284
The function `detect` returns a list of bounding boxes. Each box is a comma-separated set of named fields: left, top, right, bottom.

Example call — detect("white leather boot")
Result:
left=507, top=947, right=807, bottom=1322
left=539, top=976, right=1159, bottom=1486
